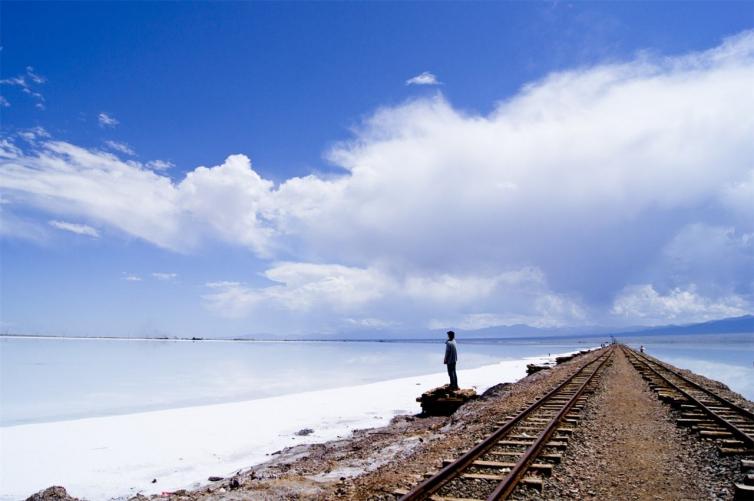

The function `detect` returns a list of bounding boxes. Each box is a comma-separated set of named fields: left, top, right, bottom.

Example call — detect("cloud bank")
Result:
left=2, top=31, right=754, bottom=331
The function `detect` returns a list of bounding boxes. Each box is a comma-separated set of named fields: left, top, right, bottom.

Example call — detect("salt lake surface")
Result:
left=0, top=334, right=752, bottom=500
left=0, top=336, right=599, bottom=426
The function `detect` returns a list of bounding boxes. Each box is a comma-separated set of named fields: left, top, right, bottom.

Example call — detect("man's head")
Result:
left=447, top=330, right=455, bottom=340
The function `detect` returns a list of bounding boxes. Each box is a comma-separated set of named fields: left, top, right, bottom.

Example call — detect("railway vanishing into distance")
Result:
left=396, top=345, right=754, bottom=501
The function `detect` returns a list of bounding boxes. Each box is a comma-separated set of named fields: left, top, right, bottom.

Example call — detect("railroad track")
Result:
left=397, top=346, right=615, bottom=501
left=622, top=345, right=754, bottom=499
left=622, top=346, right=754, bottom=454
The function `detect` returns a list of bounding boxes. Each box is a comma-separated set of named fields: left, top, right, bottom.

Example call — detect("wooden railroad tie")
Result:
left=441, top=459, right=554, bottom=475
left=720, top=448, right=754, bottom=456
left=487, top=450, right=563, bottom=463
left=698, top=428, right=731, bottom=435
left=496, top=439, right=567, bottom=449
left=392, top=489, right=484, bottom=501
left=460, top=473, right=543, bottom=491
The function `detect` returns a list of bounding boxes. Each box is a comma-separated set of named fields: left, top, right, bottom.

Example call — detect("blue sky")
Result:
left=1, top=2, right=753, bottom=337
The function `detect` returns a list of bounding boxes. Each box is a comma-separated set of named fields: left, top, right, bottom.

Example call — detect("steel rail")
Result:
left=627, top=347, right=754, bottom=422
left=486, top=347, right=613, bottom=500
left=622, top=346, right=754, bottom=449
left=399, top=346, right=613, bottom=501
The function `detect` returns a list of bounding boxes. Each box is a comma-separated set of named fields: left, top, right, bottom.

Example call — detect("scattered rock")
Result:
left=416, top=385, right=477, bottom=416
left=295, top=428, right=314, bottom=436
left=555, top=354, right=575, bottom=364
left=25, top=487, right=79, bottom=501
left=208, top=475, right=224, bottom=482
left=526, top=363, right=550, bottom=375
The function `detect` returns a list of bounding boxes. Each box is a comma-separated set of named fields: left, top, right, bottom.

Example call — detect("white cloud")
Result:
left=204, top=263, right=391, bottom=319
left=202, top=263, right=585, bottom=330
left=0, top=66, right=46, bottom=109
left=98, top=112, right=119, bottom=128
left=104, top=140, right=135, bottom=156
left=1, top=141, right=188, bottom=251
left=344, top=317, right=398, bottom=329
left=406, top=71, right=441, bottom=86
left=123, top=274, right=142, bottom=282
left=152, top=272, right=177, bottom=281
left=24, top=66, right=46, bottom=85
left=146, top=159, right=174, bottom=171
left=610, top=284, right=748, bottom=324
left=18, top=127, right=50, bottom=142
left=48, top=220, right=99, bottom=238
left=2, top=31, right=754, bottom=329
left=0, top=140, right=22, bottom=159
left=177, top=154, right=277, bottom=255
left=203, top=281, right=258, bottom=318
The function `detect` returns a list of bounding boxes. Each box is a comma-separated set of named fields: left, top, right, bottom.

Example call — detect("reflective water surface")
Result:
left=1, top=333, right=751, bottom=426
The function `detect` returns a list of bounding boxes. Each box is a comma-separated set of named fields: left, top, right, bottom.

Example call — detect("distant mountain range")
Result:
left=3, top=315, right=751, bottom=342
left=603, top=314, right=754, bottom=338
left=302, top=314, right=754, bottom=341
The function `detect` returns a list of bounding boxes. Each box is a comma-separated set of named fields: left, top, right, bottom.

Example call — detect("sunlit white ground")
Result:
left=0, top=349, right=585, bottom=500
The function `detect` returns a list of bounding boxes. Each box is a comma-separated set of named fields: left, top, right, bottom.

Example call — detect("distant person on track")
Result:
left=640, top=345, right=645, bottom=353
left=444, top=330, right=459, bottom=390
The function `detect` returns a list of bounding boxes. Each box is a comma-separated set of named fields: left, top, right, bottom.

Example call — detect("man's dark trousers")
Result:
left=447, top=362, right=458, bottom=389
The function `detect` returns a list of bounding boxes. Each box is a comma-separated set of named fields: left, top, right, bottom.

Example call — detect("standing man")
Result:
left=444, top=330, right=459, bottom=390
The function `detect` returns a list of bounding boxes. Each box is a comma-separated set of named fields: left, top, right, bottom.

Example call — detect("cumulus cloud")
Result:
left=2, top=31, right=754, bottom=329
left=202, top=263, right=586, bottom=330
left=48, top=220, right=99, bottom=238
left=406, top=71, right=441, bottom=86
left=610, top=284, right=748, bottom=324
left=203, top=263, right=391, bottom=319
left=122, top=274, right=142, bottom=282
left=98, top=112, right=119, bottom=128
